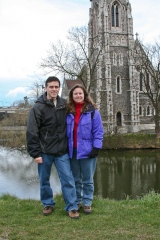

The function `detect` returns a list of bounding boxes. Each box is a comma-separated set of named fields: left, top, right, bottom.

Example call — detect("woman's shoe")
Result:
left=84, top=206, right=92, bottom=214
left=68, top=210, right=79, bottom=219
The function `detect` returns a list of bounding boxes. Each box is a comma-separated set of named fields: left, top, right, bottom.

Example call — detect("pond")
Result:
left=0, top=147, right=160, bottom=200
left=94, top=149, right=160, bottom=200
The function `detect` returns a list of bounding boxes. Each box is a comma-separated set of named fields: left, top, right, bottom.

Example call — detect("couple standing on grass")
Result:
left=26, top=76, right=104, bottom=219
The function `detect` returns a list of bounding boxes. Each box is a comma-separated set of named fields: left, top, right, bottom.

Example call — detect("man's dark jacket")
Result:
left=26, top=93, right=67, bottom=158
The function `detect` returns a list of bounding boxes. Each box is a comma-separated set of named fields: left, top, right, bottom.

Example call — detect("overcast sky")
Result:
left=0, top=0, right=160, bottom=106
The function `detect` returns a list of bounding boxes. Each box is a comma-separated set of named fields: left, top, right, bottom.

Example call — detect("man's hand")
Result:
left=34, top=157, right=43, bottom=164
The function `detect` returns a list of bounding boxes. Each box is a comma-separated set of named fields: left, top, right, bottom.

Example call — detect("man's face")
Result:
left=46, top=81, right=60, bottom=100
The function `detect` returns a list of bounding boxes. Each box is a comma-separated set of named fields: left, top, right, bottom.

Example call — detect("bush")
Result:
left=0, top=110, right=28, bottom=149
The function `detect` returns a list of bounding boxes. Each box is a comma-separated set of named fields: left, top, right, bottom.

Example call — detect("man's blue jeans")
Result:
left=70, top=149, right=97, bottom=206
left=38, top=153, right=78, bottom=212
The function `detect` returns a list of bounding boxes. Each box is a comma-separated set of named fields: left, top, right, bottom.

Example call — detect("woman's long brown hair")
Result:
left=66, top=84, right=97, bottom=114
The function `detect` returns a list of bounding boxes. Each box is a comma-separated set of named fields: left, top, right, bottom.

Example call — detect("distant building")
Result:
left=61, top=79, right=83, bottom=99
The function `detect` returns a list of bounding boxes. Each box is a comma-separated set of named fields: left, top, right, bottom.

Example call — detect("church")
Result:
left=62, top=0, right=155, bottom=134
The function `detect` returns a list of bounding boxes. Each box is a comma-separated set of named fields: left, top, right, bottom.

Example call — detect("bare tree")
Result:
left=28, top=78, right=45, bottom=101
left=41, top=26, right=101, bottom=92
left=131, top=39, right=160, bottom=138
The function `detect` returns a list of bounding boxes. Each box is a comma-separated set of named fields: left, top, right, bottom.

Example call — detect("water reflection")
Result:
left=1, top=147, right=160, bottom=200
left=95, top=150, right=160, bottom=200
left=0, top=147, right=61, bottom=200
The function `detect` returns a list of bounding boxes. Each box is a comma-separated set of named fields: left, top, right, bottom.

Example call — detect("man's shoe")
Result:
left=42, top=206, right=54, bottom=216
left=84, top=206, right=92, bottom=214
left=68, top=210, right=79, bottom=219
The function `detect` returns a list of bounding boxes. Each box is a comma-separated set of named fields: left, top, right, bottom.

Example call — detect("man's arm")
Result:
left=26, top=107, right=42, bottom=158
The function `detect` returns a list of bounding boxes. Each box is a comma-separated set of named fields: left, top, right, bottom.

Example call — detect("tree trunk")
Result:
left=156, top=132, right=160, bottom=138
left=155, top=115, right=160, bottom=138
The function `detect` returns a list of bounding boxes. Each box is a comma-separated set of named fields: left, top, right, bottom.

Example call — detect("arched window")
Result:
left=112, top=2, right=119, bottom=27
left=147, top=106, right=150, bottom=116
left=146, top=72, right=149, bottom=83
left=139, top=106, right=142, bottom=116
left=153, top=108, right=155, bottom=116
left=116, top=5, right=119, bottom=27
left=140, top=73, right=143, bottom=91
left=117, top=112, right=122, bottom=126
left=112, top=5, right=114, bottom=27
left=119, top=53, right=123, bottom=65
left=116, top=76, right=121, bottom=93
left=113, top=52, right=117, bottom=65
left=146, top=72, right=150, bottom=90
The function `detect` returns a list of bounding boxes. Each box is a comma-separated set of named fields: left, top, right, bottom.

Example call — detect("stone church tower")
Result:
left=88, top=0, right=154, bottom=134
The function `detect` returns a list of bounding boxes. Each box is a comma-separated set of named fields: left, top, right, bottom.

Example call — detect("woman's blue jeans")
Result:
left=38, top=153, right=78, bottom=212
left=70, top=149, right=97, bottom=206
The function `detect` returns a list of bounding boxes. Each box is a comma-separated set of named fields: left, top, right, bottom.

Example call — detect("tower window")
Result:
left=116, top=76, right=121, bottom=93
left=112, top=6, right=114, bottom=27
left=112, top=3, right=119, bottom=27
left=140, top=73, right=143, bottom=91
left=146, top=72, right=150, bottom=90
left=113, top=52, right=117, bottom=65
left=116, top=6, right=119, bottom=27
left=119, top=53, right=123, bottom=65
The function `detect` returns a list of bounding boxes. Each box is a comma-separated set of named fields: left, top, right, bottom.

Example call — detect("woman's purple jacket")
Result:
left=66, top=109, right=104, bottom=159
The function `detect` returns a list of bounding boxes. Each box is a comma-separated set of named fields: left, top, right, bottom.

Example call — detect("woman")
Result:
left=66, top=84, right=104, bottom=214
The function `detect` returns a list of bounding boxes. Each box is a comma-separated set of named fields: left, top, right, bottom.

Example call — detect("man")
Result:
left=26, top=76, right=79, bottom=219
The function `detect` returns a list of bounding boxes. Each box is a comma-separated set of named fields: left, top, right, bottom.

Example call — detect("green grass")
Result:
left=1, top=192, right=160, bottom=239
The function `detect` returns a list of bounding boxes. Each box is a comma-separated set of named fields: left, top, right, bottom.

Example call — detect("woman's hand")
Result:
left=88, top=148, right=99, bottom=158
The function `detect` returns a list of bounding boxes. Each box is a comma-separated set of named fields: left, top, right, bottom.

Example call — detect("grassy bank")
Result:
left=1, top=192, right=160, bottom=239
left=103, top=133, right=160, bottom=149
left=0, top=132, right=160, bottom=150
left=0, top=111, right=160, bottom=150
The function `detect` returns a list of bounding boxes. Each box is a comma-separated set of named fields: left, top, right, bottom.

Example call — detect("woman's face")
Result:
left=72, top=87, right=84, bottom=103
